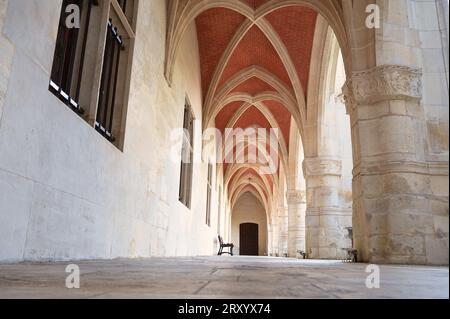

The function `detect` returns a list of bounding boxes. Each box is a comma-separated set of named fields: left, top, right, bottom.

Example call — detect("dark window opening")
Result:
left=49, top=0, right=98, bottom=115
left=95, top=19, right=125, bottom=142
left=206, top=163, right=213, bottom=226
left=179, top=101, right=194, bottom=209
left=49, top=0, right=137, bottom=150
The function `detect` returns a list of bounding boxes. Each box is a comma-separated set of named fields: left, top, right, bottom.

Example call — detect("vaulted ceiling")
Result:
left=194, top=0, right=318, bottom=209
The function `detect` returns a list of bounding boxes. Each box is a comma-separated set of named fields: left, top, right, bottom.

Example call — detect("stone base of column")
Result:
left=288, top=226, right=306, bottom=257
left=306, top=207, right=352, bottom=259
left=277, top=205, right=288, bottom=257
left=286, top=190, right=306, bottom=258
left=353, top=166, right=449, bottom=265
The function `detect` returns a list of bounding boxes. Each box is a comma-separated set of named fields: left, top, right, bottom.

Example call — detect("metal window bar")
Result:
left=49, top=0, right=97, bottom=114
left=95, top=19, right=125, bottom=142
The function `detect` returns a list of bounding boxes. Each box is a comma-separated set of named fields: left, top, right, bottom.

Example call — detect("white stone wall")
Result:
left=0, top=0, right=13, bottom=132
left=0, top=0, right=218, bottom=262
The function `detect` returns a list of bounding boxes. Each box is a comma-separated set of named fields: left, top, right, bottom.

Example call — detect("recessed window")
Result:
left=95, top=0, right=136, bottom=146
left=179, top=100, right=195, bottom=209
left=49, top=0, right=137, bottom=150
left=206, top=162, right=213, bottom=226
left=49, top=0, right=99, bottom=115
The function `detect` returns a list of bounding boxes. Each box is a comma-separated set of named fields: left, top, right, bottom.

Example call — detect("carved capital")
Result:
left=303, top=158, right=342, bottom=177
left=341, top=80, right=356, bottom=115
left=286, top=190, right=306, bottom=204
left=343, top=65, right=422, bottom=106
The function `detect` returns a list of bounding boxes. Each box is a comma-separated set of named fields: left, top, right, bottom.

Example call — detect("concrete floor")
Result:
left=0, top=256, right=448, bottom=299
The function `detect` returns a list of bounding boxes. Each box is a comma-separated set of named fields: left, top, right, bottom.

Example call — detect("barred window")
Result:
left=217, top=186, right=222, bottom=232
left=179, top=100, right=195, bottom=209
left=95, top=18, right=125, bottom=142
left=205, top=162, right=213, bottom=227
left=49, top=0, right=98, bottom=114
left=49, top=0, right=137, bottom=150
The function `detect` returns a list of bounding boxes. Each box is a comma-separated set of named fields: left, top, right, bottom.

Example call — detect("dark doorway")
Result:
left=239, top=223, right=259, bottom=256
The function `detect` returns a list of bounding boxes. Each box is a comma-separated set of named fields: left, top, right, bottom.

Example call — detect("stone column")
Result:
left=343, top=65, right=448, bottom=265
left=286, top=189, right=306, bottom=257
left=270, top=214, right=278, bottom=256
left=277, top=204, right=288, bottom=257
left=303, top=157, right=352, bottom=259
left=267, top=221, right=273, bottom=256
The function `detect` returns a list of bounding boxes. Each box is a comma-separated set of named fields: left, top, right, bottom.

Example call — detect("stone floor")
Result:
left=0, top=256, right=448, bottom=299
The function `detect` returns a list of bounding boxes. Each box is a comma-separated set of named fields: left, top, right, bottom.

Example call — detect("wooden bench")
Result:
left=217, top=236, right=234, bottom=256
left=297, top=250, right=307, bottom=259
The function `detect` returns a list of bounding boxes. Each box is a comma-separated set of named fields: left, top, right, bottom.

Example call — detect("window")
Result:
left=49, top=0, right=98, bottom=114
left=95, top=0, right=135, bottom=144
left=205, top=162, right=213, bottom=227
left=49, top=0, right=137, bottom=149
left=179, top=100, right=194, bottom=208
left=217, top=186, right=222, bottom=233
left=95, top=17, right=124, bottom=142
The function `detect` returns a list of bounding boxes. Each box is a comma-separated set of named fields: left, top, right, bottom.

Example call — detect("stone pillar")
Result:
left=286, top=189, right=306, bottom=257
left=270, top=215, right=278, bottom=256
left=277, top=205, right=288, bottom=257
left=267, top=221, right=273, bottom=256
left=303, top=157, right=352, bottom=259
left=343, top=65, right=448, bottom=265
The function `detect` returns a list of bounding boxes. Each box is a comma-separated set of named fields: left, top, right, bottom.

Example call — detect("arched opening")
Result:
left=163, top=0, right=449, bottom=265
left=303, top=28, right=354, bottom=259
left=173, top=1, right=356, bottom=261
left=232, top=192, right=268, bottom=256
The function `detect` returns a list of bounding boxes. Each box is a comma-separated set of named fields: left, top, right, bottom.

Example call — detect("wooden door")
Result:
left=239, top=223, right=259, bottom=256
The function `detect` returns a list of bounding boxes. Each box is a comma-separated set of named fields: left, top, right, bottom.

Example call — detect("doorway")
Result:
left=239, top=223, right=259, bottom=256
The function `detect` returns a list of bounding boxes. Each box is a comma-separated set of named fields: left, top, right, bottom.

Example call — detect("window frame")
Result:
left=205, top=162, right=213, bottom=227
left=49, top=0, right=138, bottom=151
left=179, top=99, right=195, bottom=209
left=49, top=0, right=99, bottom=115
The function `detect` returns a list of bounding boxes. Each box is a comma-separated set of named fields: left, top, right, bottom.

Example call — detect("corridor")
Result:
left=0, top=0, right=448, bottom=301
left=0, top=257, right=448, bottom=299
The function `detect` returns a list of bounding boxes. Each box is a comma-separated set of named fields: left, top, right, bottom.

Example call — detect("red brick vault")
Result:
left=195, top=2, right=317, bottom=207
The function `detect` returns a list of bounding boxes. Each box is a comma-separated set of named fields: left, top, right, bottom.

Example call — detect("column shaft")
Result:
left=303, top=158, right=352, bottom=259
left=343, top=65, right=448, bottom=264
left=286, top=190, right=306, bottom=257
